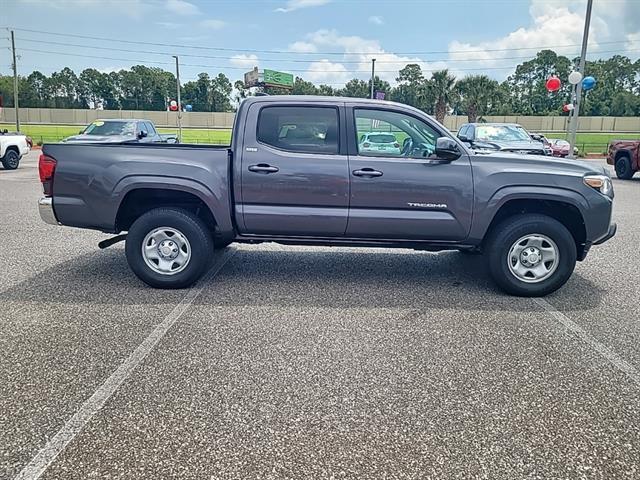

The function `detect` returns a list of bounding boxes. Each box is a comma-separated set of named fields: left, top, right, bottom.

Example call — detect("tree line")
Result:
left=0, top=50, right=638, bottom=121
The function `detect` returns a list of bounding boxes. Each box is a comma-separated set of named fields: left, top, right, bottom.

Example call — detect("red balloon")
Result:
left=169, top=104, right=178, bottom=111
left=546, top=76, right=562, bottom=92
left=562, top=104, right=570, bottom=112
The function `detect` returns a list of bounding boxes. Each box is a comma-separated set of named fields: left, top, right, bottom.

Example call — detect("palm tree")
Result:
left=455, top=75, right=502, bottom=123
left=429, top=69, right=457, bottom=123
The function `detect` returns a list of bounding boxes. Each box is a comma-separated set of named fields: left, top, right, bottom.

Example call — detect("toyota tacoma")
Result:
left=38, top=96, right=616, bottom=296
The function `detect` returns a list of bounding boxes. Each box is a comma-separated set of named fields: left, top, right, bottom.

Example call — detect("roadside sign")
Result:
left=244, top=67, right=260, bottom=88
left=264, top=69, right=294, bottom=89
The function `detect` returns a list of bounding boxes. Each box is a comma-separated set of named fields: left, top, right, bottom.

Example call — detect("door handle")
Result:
left=248, top=164, right=279, bottom=174
left=353, top=168, right=383, bottom=178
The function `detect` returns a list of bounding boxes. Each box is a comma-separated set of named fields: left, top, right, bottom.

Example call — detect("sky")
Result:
left=2, top=0, right=640, bottom=87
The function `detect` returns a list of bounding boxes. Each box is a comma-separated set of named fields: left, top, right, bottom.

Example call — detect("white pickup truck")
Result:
left=0, top=130, right=31, bottom=170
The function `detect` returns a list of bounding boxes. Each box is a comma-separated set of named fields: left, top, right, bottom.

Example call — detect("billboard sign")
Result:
left=264, top=69, right=294, bottom=89
left=244, top=67, right=261, bottom=88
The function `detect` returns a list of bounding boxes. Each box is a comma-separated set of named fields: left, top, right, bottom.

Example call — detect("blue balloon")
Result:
left=582, top=76, right=596, bottom=91
left=185, top=104, right=193, bottom=112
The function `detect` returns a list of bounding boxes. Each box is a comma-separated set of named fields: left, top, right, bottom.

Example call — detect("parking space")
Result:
left=2, top=151, right=640, bottom=478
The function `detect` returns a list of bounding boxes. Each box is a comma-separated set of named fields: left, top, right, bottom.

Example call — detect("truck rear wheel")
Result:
left=1, top=150, right=20, bottom=170
left=125, top=207, right=213, bottom=289
left=485, top=214, right=576, bottom=297
left=615, top=155, right=634, bottom=180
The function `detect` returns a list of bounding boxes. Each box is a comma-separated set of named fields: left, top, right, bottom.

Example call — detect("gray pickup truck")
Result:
left=38, top=96, right=616, bottom=296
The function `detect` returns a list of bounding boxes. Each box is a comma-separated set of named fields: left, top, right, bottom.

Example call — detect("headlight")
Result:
left=584, top=174, right=614, bottom=198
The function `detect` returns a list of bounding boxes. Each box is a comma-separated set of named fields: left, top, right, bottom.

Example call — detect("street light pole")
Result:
left=172, top=55, right=182, bottom=141
left=10, top=30, right=20, bottom=132
left=567, top=0, right=593, bottom=159
left=370, top=58, right=376, bottom=99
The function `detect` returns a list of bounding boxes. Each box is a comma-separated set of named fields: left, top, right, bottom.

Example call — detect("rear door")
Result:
left=239, top=102, right=350, bottom=236
left=346, top=105, right=473, bottom=240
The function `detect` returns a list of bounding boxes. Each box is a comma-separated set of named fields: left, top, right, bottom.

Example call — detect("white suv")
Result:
left=0, top=130, right=31, bottom=170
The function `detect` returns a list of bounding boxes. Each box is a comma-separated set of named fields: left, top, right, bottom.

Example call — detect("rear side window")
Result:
left=138, top=122, right=148, bottom=135
left=146, top=122, right=157, bottom=135
left=257, top=106, right=339, bottom=154
left=458, top=125, right=469, bottom=138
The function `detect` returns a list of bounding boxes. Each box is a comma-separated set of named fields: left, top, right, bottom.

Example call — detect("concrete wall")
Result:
left=2, top=107, right=639, bottom=133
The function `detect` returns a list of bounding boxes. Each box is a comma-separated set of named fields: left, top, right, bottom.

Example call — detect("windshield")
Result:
left=82, top=121, right=136, bottom=136
left=367, top=134, right=397, bottom=144
left=476, top=125, right=531, bottom=142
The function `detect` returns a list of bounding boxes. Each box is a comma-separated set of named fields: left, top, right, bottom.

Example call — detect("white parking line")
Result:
left=534, top=298, right=640, bottom=387
left=14, top=249, right=236, bottom=480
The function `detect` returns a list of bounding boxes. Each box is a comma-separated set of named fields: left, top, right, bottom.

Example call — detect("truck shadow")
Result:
left=1, top=246, right=604, bottom=312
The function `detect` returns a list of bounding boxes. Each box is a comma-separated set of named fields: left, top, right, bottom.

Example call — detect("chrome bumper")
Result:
left=38, top=197, right=60, bottom=225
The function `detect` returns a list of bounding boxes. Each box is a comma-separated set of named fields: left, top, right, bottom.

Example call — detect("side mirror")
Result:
left=435, top=137, right=462, bottom=161
left=137, top=130, right=148, bottom=139
left=530, top=133, right=542, bottom=141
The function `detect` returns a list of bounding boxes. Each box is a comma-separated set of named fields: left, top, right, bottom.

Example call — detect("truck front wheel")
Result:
left=486, top=214, right=576, bottom=297
left=125, top=207, right=213, bottom=289
left=615, top=155, right=634, bottom=180
left=1, top=149, right=20, bottom=170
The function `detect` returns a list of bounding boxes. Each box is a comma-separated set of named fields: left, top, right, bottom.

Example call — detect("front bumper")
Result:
left=38, top=197, right=60, bottom=225
left=594, top=222, right=617, bottom=245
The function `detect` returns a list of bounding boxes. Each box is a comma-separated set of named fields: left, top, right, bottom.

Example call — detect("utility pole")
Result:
left=10, top=30, right=20, bottom=131
left=567, top=0, right=593, bottom=159
left=172, top=55, right=182, bottom=141
left=370, top=58, right=376, bottom=99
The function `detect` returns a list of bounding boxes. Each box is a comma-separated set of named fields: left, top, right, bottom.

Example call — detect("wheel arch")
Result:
left=474, top=187, right=589, bottom=259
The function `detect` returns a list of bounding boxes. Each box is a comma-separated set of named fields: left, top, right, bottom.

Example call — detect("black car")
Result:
left=457, top=123, right=551, bottom=156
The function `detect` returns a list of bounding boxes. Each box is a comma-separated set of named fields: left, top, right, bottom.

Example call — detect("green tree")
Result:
left=455, top=75, right=502, bottom=122
left=391, top=64, right=431, bottom=111
left=429, top=69, right=457, bottom=123
left=340, top=78, right=369, bottom=98
left=506, top=50, right=571, bottom=115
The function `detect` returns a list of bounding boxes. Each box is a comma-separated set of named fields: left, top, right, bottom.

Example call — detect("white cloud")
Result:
left=199, top=19, right=226, bottom=29
left=289, top=41, right=318, bottom=53
left=230, top=54, right=259, bottom=68
left=155, top=21, right=182, bottom=29
left=305, top=59, right=349, bottom=85
left=165, top=0, right=199, bottom=16
left=368, top=15, right=384, bottom=25
left=302, top=30, right=447, bottom=85
left=627, top=32, right=640, bottom=51
left=276, top=0, right=331, bottom=13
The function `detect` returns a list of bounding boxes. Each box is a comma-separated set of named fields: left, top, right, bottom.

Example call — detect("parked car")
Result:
left=39, top=96, right=615, bottom=297
left=358, top=132, right=402, bottom=155
left=0, top=129, right=31, bottom=170
left=607, top=139, right=639, bottom=179
left=457, top=123, right=551, bottom=156
left=547, top=138, right=579, bottom=157
left=63, top=119, right=178, bottom=144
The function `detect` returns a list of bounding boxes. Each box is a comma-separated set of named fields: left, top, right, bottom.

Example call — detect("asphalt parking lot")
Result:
left=1, top=150, right=639, bottom=479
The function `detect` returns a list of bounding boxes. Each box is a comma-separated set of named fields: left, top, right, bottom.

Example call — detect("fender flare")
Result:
left=470, top=185, right=589, bottom=241
left=109, top=175, right=232, bottom=233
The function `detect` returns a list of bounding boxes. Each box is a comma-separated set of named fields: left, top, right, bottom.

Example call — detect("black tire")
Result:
left=615, top=155, right=634, bottom=180
left=125, top=207, right=213, bottom=289
left=485, top=214, right=576, bottom=297
left=1, top=149, right=20, bottom=170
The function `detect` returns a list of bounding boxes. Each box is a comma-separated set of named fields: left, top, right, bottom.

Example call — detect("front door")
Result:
left=239, top=103, right=350, bottom=236
left=346, top=106, right=473, bottom=241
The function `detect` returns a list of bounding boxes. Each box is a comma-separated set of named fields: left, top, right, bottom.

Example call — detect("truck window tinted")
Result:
left=257, top=106, right=339, bottom=154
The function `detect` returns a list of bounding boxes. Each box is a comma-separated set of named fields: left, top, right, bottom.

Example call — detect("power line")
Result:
left=15, top=47, right=544, bottom=72
left=13, top=36, right=638, bottom=65
left=4, top=27, right=632, bottom=56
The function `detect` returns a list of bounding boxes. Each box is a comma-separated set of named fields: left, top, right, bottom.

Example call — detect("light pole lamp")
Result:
left=172, top=55, right=182, bottom=141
